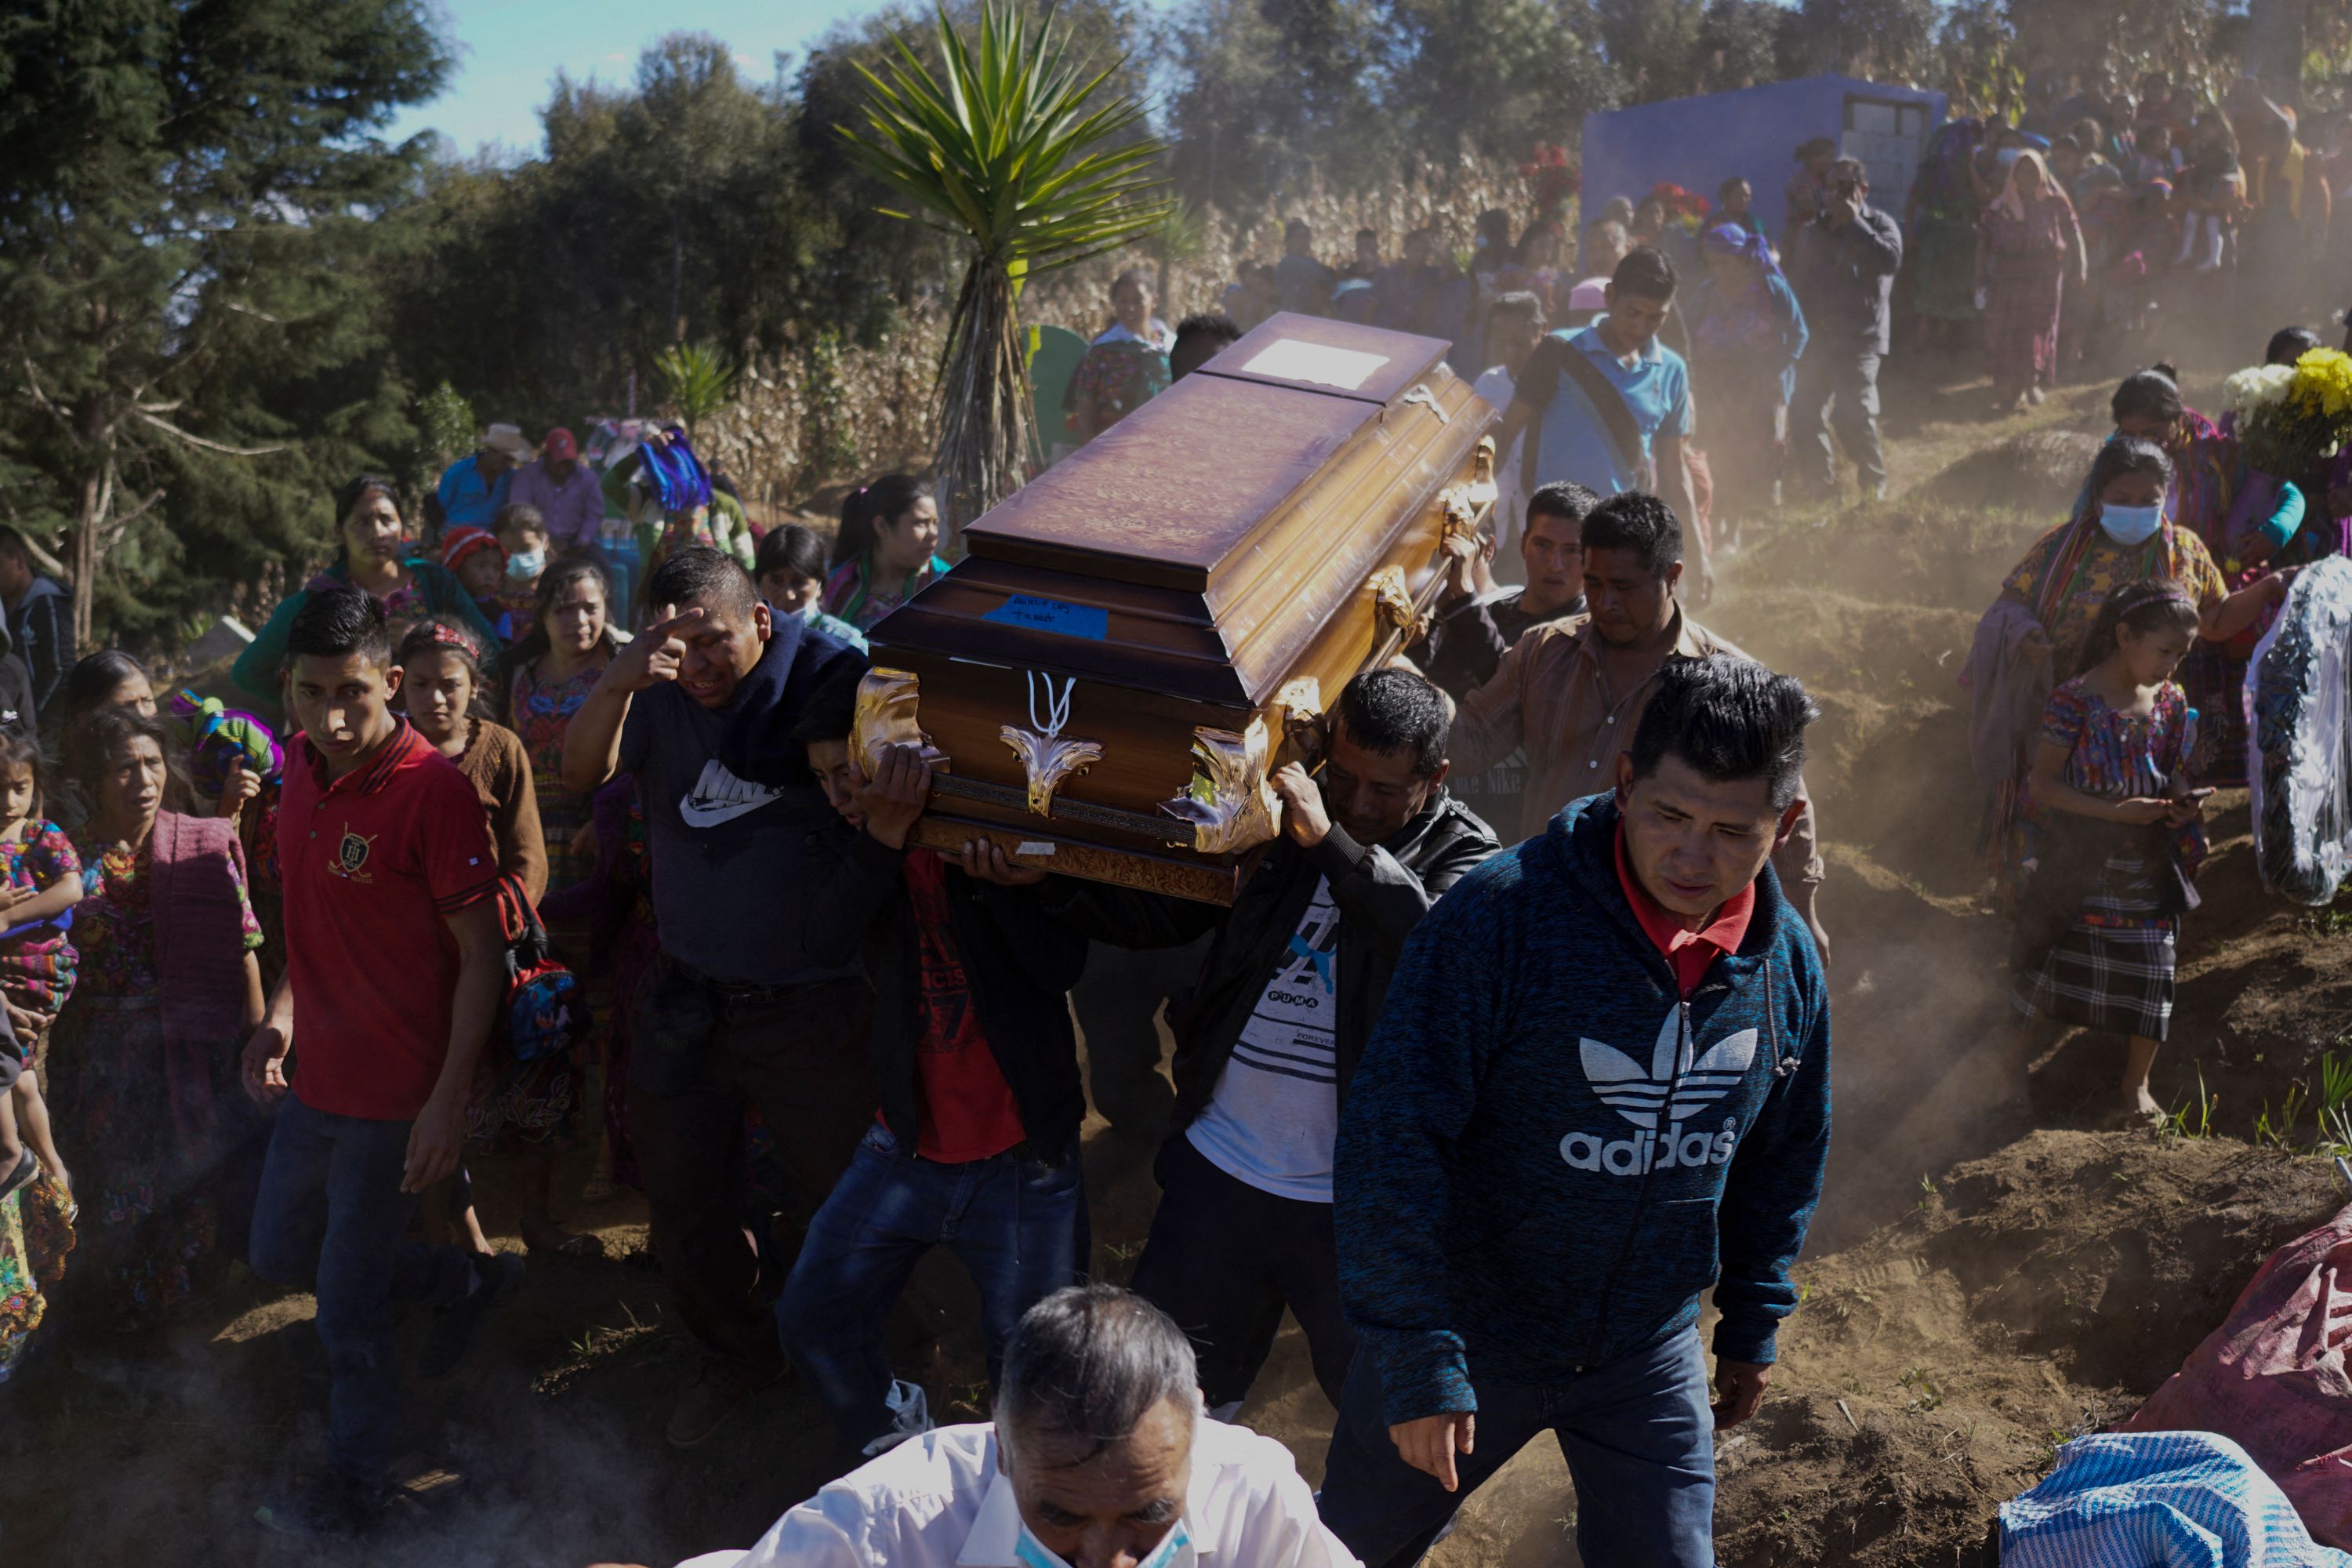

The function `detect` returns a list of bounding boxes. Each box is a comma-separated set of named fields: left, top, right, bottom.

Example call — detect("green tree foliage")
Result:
left=1386, top=0, right=1621, bottom=160
left=1783, top=0, right=1937, bottom=82
left=0, top=0, right=448, bottom=645
left=383, top=35, right=810, bottom=430
left=1160, top=0, right=1396, bottom=207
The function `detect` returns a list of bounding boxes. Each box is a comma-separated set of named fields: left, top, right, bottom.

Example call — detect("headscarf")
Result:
left=1992, top=150, right=2071, bottom=221
left=1700, top=223, right=1782, bottom=279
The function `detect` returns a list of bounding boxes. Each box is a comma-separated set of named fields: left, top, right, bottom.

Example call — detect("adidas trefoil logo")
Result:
left=1562, top=1007, right=1756, bottom=1176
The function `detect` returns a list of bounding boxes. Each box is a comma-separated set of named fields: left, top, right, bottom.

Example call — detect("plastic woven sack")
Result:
left=2249, top=556, right=2352, bottom=903
left=2116, top=1202, right=2352, bottom=1550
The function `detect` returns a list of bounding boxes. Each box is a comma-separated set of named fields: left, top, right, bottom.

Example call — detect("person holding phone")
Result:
left=1788, top=158, right=1903, bottom=503
left=2005, top=580, right=2212, bottom=1130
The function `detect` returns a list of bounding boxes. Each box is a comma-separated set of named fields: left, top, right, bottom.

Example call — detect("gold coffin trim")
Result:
left=1367, top=563, right=1426, bottom=645
left=999, top=726, right=1104, bottom=818
left=1160, top=717, right=1279, bottom=856
left=852, top=667, right=945, bottom=776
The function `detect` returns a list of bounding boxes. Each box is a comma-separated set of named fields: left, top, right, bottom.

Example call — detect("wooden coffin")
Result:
left=855, top=313, right=1499, bottom=903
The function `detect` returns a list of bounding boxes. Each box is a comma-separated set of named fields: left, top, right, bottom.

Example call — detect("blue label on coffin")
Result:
left=982, top=594, right=1109, bottom=641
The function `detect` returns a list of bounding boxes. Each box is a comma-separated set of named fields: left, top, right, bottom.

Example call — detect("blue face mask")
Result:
left=506, top=548, right=546, bottom=580
left=1016, top=1517, right=1192, bottom=1568
left=2098, top=503, right=2165, bottom=546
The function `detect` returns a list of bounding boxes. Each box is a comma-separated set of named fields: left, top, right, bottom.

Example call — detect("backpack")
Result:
left=492, top=876, right=588, bottom=1062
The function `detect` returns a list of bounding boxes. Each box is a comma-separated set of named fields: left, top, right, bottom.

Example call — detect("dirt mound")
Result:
left=1711, top=1131, right=2343, bottom=1567
left=1921, top=430, right=2106, bottom=517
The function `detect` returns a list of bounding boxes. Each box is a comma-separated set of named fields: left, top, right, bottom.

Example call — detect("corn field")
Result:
left=695, top=152, right=1544, bottom=520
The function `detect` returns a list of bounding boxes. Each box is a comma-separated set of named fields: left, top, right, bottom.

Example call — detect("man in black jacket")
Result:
left=1007, top=670, right=1497, bottom=1418
left=777, top=682, right=1091, bottom=1458
left=1789, top=158, right=1904, bottom=503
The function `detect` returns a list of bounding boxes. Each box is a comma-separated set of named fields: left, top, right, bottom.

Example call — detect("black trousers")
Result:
left=1128, top=1132, right=1356, bottom=1411
left=1069, top=938, right=1207, bottom=1135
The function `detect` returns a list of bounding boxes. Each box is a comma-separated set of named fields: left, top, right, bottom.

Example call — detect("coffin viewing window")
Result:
left=1240, top=339, right=1392, bottom=392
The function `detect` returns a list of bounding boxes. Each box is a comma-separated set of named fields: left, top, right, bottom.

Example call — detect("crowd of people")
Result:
left=7, top=74, right=2352, bottom=1568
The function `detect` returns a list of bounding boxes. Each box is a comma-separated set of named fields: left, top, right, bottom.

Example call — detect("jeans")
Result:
left=1130, top=1133, right=1355, bottom=1412
left=1791, top=350, right=1885, bottom=496
left=775, top=1120, right=1087, bottom=1452
left=1317, top=1327, right=1718, bottom=1568
left=1069, top=938, right=1207, bottom=1135
left=629, top=971, right=876, bottom=1366
left=247, top=1094, right=474, bottom=1486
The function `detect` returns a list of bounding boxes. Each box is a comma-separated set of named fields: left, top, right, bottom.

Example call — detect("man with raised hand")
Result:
left=1318, top=657, right=1832, bottom=1568
left=564, top=545, right=870, bottom=1450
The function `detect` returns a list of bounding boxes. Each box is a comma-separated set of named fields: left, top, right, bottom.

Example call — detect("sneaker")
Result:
left=667, top=1353, right=787, bottom=1449
left=255, top=1472, right=388, bottom=1540
left=419, top=1250, right=525, bottom=1381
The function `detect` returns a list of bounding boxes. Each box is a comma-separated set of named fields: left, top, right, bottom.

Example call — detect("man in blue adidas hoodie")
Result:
left=1320, top=656, right=1831, bottom=1568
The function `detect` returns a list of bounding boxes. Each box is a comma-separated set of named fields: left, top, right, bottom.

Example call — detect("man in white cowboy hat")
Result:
left=434, top=423, right=534, bottom=534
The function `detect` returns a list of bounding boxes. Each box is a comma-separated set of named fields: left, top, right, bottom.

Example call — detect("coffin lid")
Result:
left=962, top=313, right=1456, bottom=594
left=873, top=315, right=1483, bottom=708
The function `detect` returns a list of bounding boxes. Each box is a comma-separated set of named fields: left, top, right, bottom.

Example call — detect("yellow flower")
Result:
left=2292, top=347, right=2352, bottom=420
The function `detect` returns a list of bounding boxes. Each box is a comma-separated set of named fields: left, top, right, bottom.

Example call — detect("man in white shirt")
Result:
left=628, top=1286, right=1357, bottom=1568
left=1026, top=674, right=1496, bottom=1421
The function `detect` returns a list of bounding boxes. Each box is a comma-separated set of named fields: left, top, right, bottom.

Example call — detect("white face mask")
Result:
left=2098, top=503, right=2165, bottom=546
left=506, top=549, right=546, bottom=580
left=1015, top=1516, right=1192, bottom=1568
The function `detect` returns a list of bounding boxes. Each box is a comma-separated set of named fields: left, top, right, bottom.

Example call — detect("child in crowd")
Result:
left=492, top=503, right=550, bottom=636
left=2009, top=580, right=2209, bottom=1129
left=0, top=731, right=79, bottom=1207
left=395, top=619, right=592, bottom=1258
left=441, top=525, right=512, bottom=641
left=755, top=524, right=868, bottom=651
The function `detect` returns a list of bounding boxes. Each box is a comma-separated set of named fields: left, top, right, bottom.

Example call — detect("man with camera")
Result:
left=1789, top=156, right=1903, bottom=503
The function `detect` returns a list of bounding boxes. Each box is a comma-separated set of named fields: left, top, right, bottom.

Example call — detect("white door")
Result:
left=1841, top=96, right=1930, bottom=209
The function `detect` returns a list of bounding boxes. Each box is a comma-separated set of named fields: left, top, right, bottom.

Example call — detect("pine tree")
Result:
left=0, top=0, right=450, bottom=646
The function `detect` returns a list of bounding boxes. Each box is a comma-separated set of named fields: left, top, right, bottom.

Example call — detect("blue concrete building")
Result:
left=1580, top=74, right=1947, bottom=249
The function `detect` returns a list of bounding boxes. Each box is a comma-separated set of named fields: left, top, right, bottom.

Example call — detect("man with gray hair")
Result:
left=646, top=1286, right=1356, bottom=1568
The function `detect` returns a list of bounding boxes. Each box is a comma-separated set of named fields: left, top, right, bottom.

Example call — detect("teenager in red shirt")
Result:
left=240, top=586, right=517, bottom=1540
left=776, top=676, right=1090, bottom=1457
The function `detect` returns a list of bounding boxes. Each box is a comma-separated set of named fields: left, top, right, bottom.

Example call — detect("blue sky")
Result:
left=389, top=0, right=851, bottom=157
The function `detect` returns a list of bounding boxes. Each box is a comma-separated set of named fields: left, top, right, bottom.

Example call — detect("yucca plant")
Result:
left=838, top=2, right=1170, bottom=538
left=653, top=341, right=742, bottom=428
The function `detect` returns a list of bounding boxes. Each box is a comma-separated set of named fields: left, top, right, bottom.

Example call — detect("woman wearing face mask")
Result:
left=755, top=523, right=868, bottom=651
left=2107, top=366, right=2310, bottom=786
left=1998, top=437, right=2293, bottom=726
left=1976, top=439, right=2288, bottom=887
left=231, top=474, right=501, bottom=721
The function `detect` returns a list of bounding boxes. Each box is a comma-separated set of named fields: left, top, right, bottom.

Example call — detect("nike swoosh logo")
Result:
left=680, top=759, right=786, bottom=827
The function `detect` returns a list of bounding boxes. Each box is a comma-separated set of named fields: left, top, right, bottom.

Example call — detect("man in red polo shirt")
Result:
left=239, top=586, right=516, bottom=1541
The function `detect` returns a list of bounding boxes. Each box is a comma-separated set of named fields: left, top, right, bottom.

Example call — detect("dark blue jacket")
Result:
left=1334, top=791, right=1831, bottom=1425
